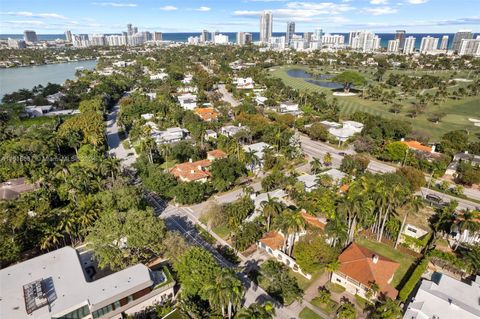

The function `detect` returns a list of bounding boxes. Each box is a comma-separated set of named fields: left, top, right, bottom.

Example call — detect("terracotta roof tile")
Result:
left=337, top=243, right=400, bottom=299
left=301, top=211, right=326, bottom=230
left=170, top=159, right=211, bottom=182
left=194, top=107, right=218, bottom=121
left=401, top=140, right=432, bottom=153
left=207, top=149, right=227, bottom=160
left=259, top=231, right=284, bottom=250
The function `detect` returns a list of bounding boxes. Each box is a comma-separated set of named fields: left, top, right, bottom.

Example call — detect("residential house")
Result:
left=320, top=120, right=342, bottom=130
left=242, top=142, right=271, bottom=170
left=449, top=212, right=480, bottom=245
left=321, top=168, right=348, bottom=185
left=328, top=121, right=364, bottom=143
left=0, top=177, right=38, bottom=200
left=247, top=189, right=289, bottom=221
left=445, top=151, right=480, bottom=176
left=177, top=93, right=197, bottom=110
left=297, top=174, right=318, bottom=192
left=46, top=92, right=65, bottom=104
left=220, top=124, right=249, bottom=138
left=145, top=92, right=157, bottom=101
left=402, top=224, right=429, bottom=239
left=169, top=159, right=212, bottom=183
left=278, top=102, right=302, bottom=115
left=25, top=105, right=53, bottom=117
left=255, top=95, right=268, bottom=106
left=207, top=149, right=227, bottom=161
left=331, top=243, right=399, bottom=300
left=194, top=107, right=218, bottom=122
left=400, top=139, right=436, bottom=154
left=257, top=211, right=326, bottom=279
left=404, top=273, right=480, bottom=319
left=177, top=86, right=198, bottom=94
left=141, top=113, right=154, bottom=120
left=149, top=72, right=168, bottom=81
left=151, top=127, right=190, bottom=145
left=0, top=246, right=175, bottom=319
left=233, top=77, right=254, bottom=89
left=205, top=129, right=218, bottom=140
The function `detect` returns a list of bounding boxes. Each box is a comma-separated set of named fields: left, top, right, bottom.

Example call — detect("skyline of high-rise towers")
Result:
left=259, top=11, right=273, bottom=43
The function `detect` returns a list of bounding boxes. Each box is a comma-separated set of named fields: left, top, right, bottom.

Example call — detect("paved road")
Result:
left=218, top=84, right=240, bottom=107
left=106, top=103, right=137, bottom=168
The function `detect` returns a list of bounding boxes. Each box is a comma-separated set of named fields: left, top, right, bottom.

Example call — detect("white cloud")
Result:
left=364, top=6, right=398, bottom=15
left=406, top=0, right=428, bottom=4
left=195, top=6, right=211, bottom=12
left=370, top=0, right=388, bottom=4
left=92, top=2, right=137, bottom=7
left=234, top=1, right=354, bottom=21
left=2, top=11, right=68, bottom=19
left=159, top=5, right=178, bottom=11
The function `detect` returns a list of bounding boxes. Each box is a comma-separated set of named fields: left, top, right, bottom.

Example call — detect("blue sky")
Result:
left=0, top=0, right=479, bottom=34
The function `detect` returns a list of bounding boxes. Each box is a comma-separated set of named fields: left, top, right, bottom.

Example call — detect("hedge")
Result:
left=398, top=258, right=428, bottom=301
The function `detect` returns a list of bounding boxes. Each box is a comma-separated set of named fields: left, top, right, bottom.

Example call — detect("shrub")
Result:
left=398, top=258, right=428, bottom=301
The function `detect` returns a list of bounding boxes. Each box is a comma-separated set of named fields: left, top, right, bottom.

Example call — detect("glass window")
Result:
left=55, top=305, right=90, bottom=319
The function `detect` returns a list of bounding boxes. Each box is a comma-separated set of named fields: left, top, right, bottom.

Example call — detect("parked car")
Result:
left=425, top=193, right=448, bottom=208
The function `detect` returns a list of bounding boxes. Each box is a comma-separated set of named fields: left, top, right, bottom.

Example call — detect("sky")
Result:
left=0, top=0, right=479, bottom=34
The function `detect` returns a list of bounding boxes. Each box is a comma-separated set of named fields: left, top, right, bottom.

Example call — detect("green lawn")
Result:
left=299, top=307, right=327, bottom=319
left=211, top=225, right=231, bottom=239
left=163, top=309, right=188, bottom=319
left=356, top=238, right=416, bottom=288
left=289, top=268, right=324, bottom=291
left=311, top=297, right=339, bottom=314
left=8, top=115, right=73, bottom=127
left=270, top=65, right=480, bottom=142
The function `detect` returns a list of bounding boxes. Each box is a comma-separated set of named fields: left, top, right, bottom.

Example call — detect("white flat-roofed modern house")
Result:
left=233, top=77, right=254, bottom=89
left=220, top=124, right=249, bottom=138
left=0, top=247, right=175, bottom=319
left=404, top=273, right=480, bottom=319
left=328, top=120, right=364, bottom=143
left=177, top=93, right=197, bottom=110
left=151, top=127, right=190, bottom=145
left=278, top=102, right=302, bottom=115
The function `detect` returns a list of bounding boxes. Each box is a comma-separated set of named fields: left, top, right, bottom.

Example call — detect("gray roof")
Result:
left=247, top=189, right=288, bottom=221
left=0, top=247, right=154, bottom=319
left=403, top=273, right=480, bottom=319
left=242, top=142, right=271, bottom=160
left=297, top=174, right=317, bottom=190
left=320, top=169, right=347, bottom=182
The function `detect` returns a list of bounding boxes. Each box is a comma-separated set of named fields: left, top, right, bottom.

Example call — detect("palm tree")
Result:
left=41, top=227, right=64, bottom=251
left=323, top=153, right=332, bottom=167
left=454, top=210, right=480, bottom=250
left=260, top=195, right=283, bottom=231
left=325, top=260, right=340, bottom=281
left=395, top=196, right=424, bottom=249
left=274, top=210, right=306, bottom=256
left=235, top=302, right=275, bottom=319
left=244, top=149, right=260, bottom=173
left=310, top=157, right=323, bottom=174
left=204, top=269, right=244, bottom=319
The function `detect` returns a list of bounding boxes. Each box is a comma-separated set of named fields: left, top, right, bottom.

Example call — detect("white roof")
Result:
left=248, top=189, right=288, bottom=221
left=0, top=247, right=153, bottom=319
left=297, top=174, right=317, bottom=189
left=404, top=273, right=480, bottom=319
left=243, top=142, right=271, bottom=160
left=320, top=168, right=347, bottom=182
left=328, top=126, right=359, bottom=141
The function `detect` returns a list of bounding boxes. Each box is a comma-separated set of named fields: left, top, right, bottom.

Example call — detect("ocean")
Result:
left=1, top=32, right=476, bottom=50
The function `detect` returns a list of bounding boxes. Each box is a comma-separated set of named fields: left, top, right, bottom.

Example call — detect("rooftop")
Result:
left=169, top=159, right=211, bottom=182
left=259, top=231, right=284, bottom=251
left=404, top=273, right=480, bottom=319
left=207, top=149, right=227, bottom=160
left=401, top=140, right=433, bottom=153
left=0, top=177, right=38, bottom=200
left=0, top=247, right=155, bottom=319
left=337, top=243, right=400, bottom=299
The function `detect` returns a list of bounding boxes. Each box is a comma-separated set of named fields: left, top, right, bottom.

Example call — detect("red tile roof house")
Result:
left=207, top=149, right=227, bottom=161
left=169, top=159, right=212, bottom=183
left=331, top=243, right=399, bottom=301
left=257, top=210, right=327, bottom=279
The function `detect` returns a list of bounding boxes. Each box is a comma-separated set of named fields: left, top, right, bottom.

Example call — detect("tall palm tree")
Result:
left=260, top=195, right=283, bottom=231
left=275, top=210, right=306, bottom=256
left=395, top=196, right=424, bottom=249
left=204, top=269, right=244, bottom=319
left=41, top=227, right=64, bottom=251
left=235, top=302, right=275, bottom=319
left=454, top=210, right=480, bottom=250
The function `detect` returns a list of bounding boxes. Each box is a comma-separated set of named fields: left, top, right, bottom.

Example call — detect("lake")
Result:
left=286, top=69, right=345, bottom=90
left=0, top=60, right=97, bottom=98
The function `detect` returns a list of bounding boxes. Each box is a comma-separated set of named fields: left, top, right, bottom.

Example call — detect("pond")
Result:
left=286, top=69, right=345, bottom=90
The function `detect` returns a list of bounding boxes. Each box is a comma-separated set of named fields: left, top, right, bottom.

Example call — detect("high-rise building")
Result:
left=419, top=36, right=439, bottom=54
left=153, top=32, right=163, bottom=41
left=314, top=28, right=323, bottom=44
left=237, top=32, right=246, bottom=46
left=321, top=34, right=344, bottom=46
left=23, top=30, right=38, bottom=43
left=452, top=30, right=473, bottom=52
left=210, top=31, right=218, bottom=43
left=65, top=30, right=72, bottom=43
left=350, top=31, right=380, bottom=52
left=201, top=29, right=209, bottom=43
left=106, top=34, right=127, bottom=46
left=458, top=37, right=480, bottom=56
left=268, top=36, right=285, bottom=50
left=214, top=34, right=229, bottom=45
left=303, top=32, right=313, bottom=43
left=133, top=26, right=138, bottom=34
left=439, top=35, right=449, bottom=51
left=387, top=39, right=400, bottom=53
left=127, top=24, right=133, bottom=36
left=348, top=31, right=361, bottom=46
left=403, top=36, right=416, bottom=54
left=7, top=38, right=26, bottom=49
left=395, top=30, right=406, bottom=49
left=260, top=11, right=273, bottom=43
left=89, top=34, right=106, bottom=46
left=286, top=21, right=295, bottom=46
left=244, top=33, right=252, bottom=45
